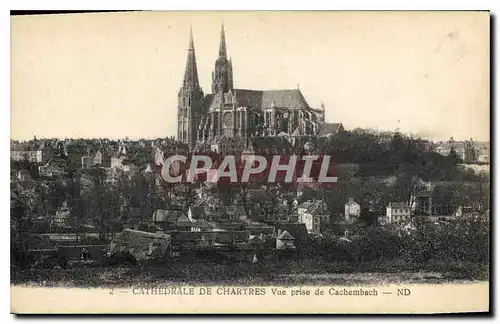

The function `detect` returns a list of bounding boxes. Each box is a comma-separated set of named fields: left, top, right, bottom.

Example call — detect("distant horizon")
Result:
left=11, top=12, right=490, bottom=142
left=9, top=125, right=489, bottom=144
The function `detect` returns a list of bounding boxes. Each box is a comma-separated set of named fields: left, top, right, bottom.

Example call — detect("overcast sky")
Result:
left=11, top=11, right=489, bottom=141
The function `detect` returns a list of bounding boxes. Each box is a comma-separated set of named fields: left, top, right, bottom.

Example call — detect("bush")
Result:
left=352, top=226, right=403, bottom=261
left=311, top=217, right=489, bottom=265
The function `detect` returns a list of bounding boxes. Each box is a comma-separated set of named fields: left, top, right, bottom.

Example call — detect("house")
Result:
left=94, top=150, right=103, bottom=165
left=477, top=153, right=490, bottom=164
left=111, top=146, right=128, bottom=170
left=108, top=229, right=171, bottom=261
left=170, top=231, right=217, bottom=250
left=225, top=206, right=247, bottom=222
left=51, top=201, right=73, bottom=228
left=111, top=154, right=126, bottom=169
left=172, top=214, right=194, bottom=231
left=38, top=163, right=65, bottom=177
left=475, top=141, right=490, bottom=164
left=193, top=220, right=216, bottom=231
left=215, top=230, right=251, bottom=245
left=245, top=223, right=275, bottom=236
left=81, top=150, right=104, bottom=169
left=344, top=198, right=360, bottom=223
left=213, top=221, right=245, bottom=232
left=200, top=205, right=247, bottom=222
left=188, top=206, right=207, bottom=220
left=318, top=122, right=344, bottom=138
left=134, top=222, right=163, bottom=233
left=201, top=206, right=218, bottom=221
left=297, top=200, right=313, bottom=220
left=386, top=202, right=411, bottom=224
left=298, top=200, right=329, bottom=233
left=35, top=233, right=101, bottom=245
left=152, top=209, right=212, bottom=232
left=11, top=143, right=53, bottom=164
left=176, top=215, right=214, bottom=232
left=122, top=162, right=137, bottom=173
left=81, top=155, right=95, bottom=169
left=14, top=170, right=32, bottom=182
left=276, top=229, right=296, bottom=250
left=248, top=235, right=266, bottom=247
left=274, top=222, right=309, bottom=248
left=152, top=209, right=186, bottom=230
left=153, top=147, right=165, bottom=166
left=434, top=138, right=477, bottom=162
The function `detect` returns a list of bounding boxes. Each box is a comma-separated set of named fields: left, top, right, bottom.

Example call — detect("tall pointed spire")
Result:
left=182, top=26, right=199, bottom=89
left=189, top=25, right=194, bottom=50
left=212, top=22, right=232, bottom=93
left=219, top=22, right=227, bottom=58
left=178, top=26, right=204, bottom=149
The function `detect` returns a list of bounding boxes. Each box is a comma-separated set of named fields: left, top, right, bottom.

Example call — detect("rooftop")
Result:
left=207, top=88, right=312, bottom=111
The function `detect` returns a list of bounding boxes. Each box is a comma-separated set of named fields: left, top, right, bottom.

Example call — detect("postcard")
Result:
left=10, top=10, right=490, bottom=314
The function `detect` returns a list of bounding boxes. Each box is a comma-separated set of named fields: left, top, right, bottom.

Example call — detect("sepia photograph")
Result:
left=9, top=10, right=490, bottom=314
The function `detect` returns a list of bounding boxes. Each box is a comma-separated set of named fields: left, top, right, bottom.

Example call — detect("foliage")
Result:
left=400, top=217, right=489, bottom=263
left=310, top=216, right=489, bottom=265
left=313, top=130, right=490, bottom=220
left=324, top=130, right=481, bottom=182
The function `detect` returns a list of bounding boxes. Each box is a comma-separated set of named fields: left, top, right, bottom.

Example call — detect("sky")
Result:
left=11, top=11, right=490, bottom=141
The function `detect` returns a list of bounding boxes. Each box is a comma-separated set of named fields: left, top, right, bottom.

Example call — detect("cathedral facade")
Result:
left=177, top=24, right=326, bottom=149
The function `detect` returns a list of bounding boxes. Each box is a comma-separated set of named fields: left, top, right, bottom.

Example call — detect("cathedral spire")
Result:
left=228, top=56, right=234, bottom=90
left=189, top=25, right=194, bottom=50
left=212, top=22, right=232, bottom=93
left=178, top=26, right=203, bottom=149
left=219, top=22, right=227, bottom=58
left=182, top=26, right=199, bottom=89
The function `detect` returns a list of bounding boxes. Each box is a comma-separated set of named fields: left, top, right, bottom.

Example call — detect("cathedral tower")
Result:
left=211, top=23, right=234, bottom=94
left=177, top=27, right=204, bottom=148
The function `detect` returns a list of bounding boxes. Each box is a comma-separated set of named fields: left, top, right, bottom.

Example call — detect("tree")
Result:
left=117, top=172, right=133, bottom=222
left=66, top=171, right=84, bottom=242
left=158, top=180, right=175, bottom=210
left=322, top=187, right=344, bottom=223
left=11, top=185, right=41, bottom=268
left=358, top=207, right=378, bottom=227
left=85, top=166, right=108, bottom=240
left=449, top=147, right=460, bottom=164
left=215, top=180, right=235, bottom=206
left=236, top=182, right=252, bottom=219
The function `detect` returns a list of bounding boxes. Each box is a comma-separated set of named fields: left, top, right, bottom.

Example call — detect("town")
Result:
left=10, top=129, right=490, bottom=280
left=10, top=23, right=490, bottom=286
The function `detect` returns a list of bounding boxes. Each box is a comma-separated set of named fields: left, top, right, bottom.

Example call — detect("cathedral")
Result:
left=177, top=24, right=330, bottom=149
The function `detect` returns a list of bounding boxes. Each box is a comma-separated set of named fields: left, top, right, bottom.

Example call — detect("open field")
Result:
left=11, top=259, right=489, bottom=288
